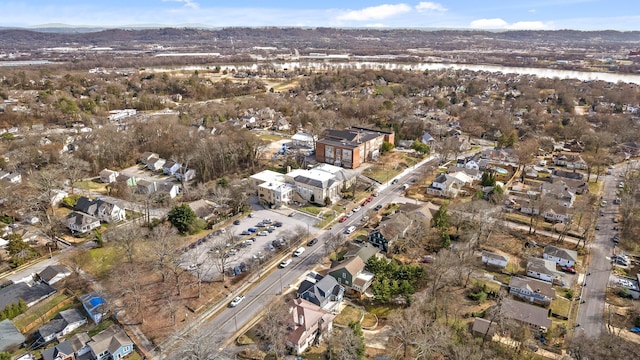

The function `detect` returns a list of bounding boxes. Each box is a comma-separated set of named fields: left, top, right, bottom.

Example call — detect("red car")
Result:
left=560, top=266, right=576, bottom=274
left=338, top=216, right=348, bottom=223
left=361, top=200, right=368, bottom=206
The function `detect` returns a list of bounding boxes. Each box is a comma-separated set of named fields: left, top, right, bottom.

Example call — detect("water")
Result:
left=146, top=61, right=640, bottom=85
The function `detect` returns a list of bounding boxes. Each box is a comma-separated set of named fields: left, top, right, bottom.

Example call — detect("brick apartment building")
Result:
left=315, top=127, right=394, bottom=169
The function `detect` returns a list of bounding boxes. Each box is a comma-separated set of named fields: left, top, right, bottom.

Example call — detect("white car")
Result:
left=257, top=231, right=268, bottom=236
left=346, top=211, right=354, bottom=218
left=186, top=264, right=199, bottom=271
left=229, top=295, right=245, bottom=307
left=353, top=206, right=362, bottom=212
left=280, top=259, right=292, bottom=268
left=345, top=225, right=357, bottom=234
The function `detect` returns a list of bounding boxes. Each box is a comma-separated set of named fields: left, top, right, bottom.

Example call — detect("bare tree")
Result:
left=60, top=153, right=90, bottom=195
left=254, top=301, right=289, bottom=358
left=104, top=223, right=144, bottom=264
left=208, top=231, right=239, bottom=283
left=324, top=231, right=346, bottom=257
left=170, top=325, right=233, bottom=360
left=147, top=223, right=180, bottom=282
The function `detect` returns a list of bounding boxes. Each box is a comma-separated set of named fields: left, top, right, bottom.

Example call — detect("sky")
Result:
left=2, top=0, right=639, bottom=31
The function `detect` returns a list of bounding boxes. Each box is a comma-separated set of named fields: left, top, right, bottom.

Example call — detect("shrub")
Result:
left=565, top=289, right=574, bottom=300
left=618, top=287, right=632, bottom=298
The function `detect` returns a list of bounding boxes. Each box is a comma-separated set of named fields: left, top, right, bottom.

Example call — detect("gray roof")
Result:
left=37, top=309, right=87, bottom=341
left=544, top=245, right=578, bottom=262
left=472, top=317, right=497, bottom=336
left=297, top=273, right=344, bottom=308
left=88, top=325, right=133, bottom=357
left=509, top=277, right=556, bottom=299
left=500, top=298, right=552, bottom=329
left=66, top=211, right=99, bottom=227
left=482, top=251, right=509, bottom=263
left=42, top=341, right=74, bottom=360
left=527, top=257, right=558, bottom=276
left=0, top=282, right=56, bottom=309
left=0, top=319, right=25, bottom=352
left=38, top=265, right=71, bottom=284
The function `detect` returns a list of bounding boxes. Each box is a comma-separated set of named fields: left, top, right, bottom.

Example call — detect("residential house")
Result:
left=139, top=152, right=159, bottom=165
left=426, top=172, right=471, bottom=198
left=0, top=319, right=25, bottom=352
left=65, top=211, right=100, bottom=234
left=297, top=272, right=345, bottom=312
left=41, top=341, right=75, bottom=360
left=0, top=281, right=56, bottom=309
left=526, top=258, right=562, bottom=284
left=175, top=167, right=196, bottom=182
left=421, top=132, right=436, bottom=146
left=80, top=292, right=107, bottom=324
left=542, top=205, right=573, bottom=223
left=146, top=157, right=166, bottom=171
left=500, top=298, right=552, bottom=332
left=38, top=265, right=72, bottom=286
left=449, top=165, right=482, bottom=181
left=315, top=127, right=394, bottom=169
left=550, top=177, right=588, bottom=195
left=285, top=298, right=336, bottom=355
left=158, top=182, right=180, bottom=199
left=162, top=161, right=181, bottom=176
left=482, top=251, right=509, bottom=269
left=99, top=169, right=119, bottom=184
left=551, top=169, right=584, bottom=181
left=509, top=277, right=556, bottom=306
left=273, top=117, right=290, bottom=131
left=135, top=179, right=157, bottom=195
left=368, top=212, right=413, bottom=252
left=34, top=309, right=87, bottom=346
left=541, top=182, right=575, bottom=207
left=75, top=197, right=126, bottom=223
left=115, top=174, right=137, bottom=187
left=3, top=172, right=21, bottom=184
left=543, top=245, right=578, bottom=267
left=553, top=152, right=587, bottom=170
left=67, top=332, right=92, bottom=358
left=188, top=199, right=216, bottom=220
left=87, top=325, right=134, bottom=360
left=328, top=256, right=375, bottom=295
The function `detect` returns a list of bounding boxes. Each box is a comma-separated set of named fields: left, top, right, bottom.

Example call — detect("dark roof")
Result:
left=37, top=309, right=86, bottom=341
left=75, top=196, right=97, bottom=215
left=0, top=282, right=56, bottom=309
left=501, top=298, right=552, bottom=329
left=38, top=265, right=71, bottom=284
left=65, top=211, right=99, bottom=227
left=0, top=319, right=25, bottom=352
left=42, top=341, right=75, bottom=360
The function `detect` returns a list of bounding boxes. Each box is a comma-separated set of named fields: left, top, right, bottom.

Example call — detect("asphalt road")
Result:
left=576, top=162, right=633, bottom=338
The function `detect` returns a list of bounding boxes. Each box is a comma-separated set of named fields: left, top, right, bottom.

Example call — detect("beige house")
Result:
left=286, top=298, right=336, bottom=355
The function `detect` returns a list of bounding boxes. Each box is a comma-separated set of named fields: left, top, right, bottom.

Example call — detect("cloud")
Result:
left=365, top=23, right=390, bottom=28
left=415, top=2, right=446, bottom=12
left=470, top=18, right=551, bottom=30
left=162, top=0, right=199, bottom=10
left=336, top=4, right=412, bottom=21
left=469, top=18, right=508, bottom=28
left=528, top=9, right=537, bottom=13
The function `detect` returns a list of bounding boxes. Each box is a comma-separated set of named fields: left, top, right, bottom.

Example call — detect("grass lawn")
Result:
left=364, top=304, right=395, bottom=319
left=85, top=246, right=120, bottom=278
left=88, top=319, right=114, bottom=337
left=364, top=166, right=399, bottom=184
left=299, top=205, right=324, bottom=215
left=72, top=180, right=108, bottom=193
left=12, top=293, right=72, bottom=330
left=550, top=297, right=571, bottom=319
left=473, top=279, right=502, bottom=293
left=334, top=305, right=363, bottom=326
left=254, top=132, right=288, bottom=142
left=588, top=180, right=602, bottom=194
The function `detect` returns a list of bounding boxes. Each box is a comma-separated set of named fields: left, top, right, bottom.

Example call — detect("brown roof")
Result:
left=500, top=298, right=552, bottom=329
left=330, top=256, right=365, bottom=277
left=286, top=298, right=335, bottom=347
left=378, top=212, right=413, bottom=240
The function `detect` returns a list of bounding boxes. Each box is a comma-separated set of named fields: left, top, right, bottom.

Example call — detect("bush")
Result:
left=468, top=290, right=488, bottom=303
left=565, top=289, right=574, bottom=300
left=618, top=287, right=632, bottom=298
left=61, top=194, right=82, bottom=209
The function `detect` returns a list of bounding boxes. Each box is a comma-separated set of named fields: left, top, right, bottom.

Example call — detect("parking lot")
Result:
left=180, top=197, right=324, bottom=281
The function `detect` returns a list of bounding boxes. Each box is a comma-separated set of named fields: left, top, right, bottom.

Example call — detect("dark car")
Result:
left=391, top=179, right=398, bottom=184
left=240, top=230, right=251, bottom=235
left=308, top=238, right=319, bottom=246
left=233, top=220, right=241, bottom=225
left=274, top=221, right=283, bottom=227
left=374, top=204, right=383, bottom=211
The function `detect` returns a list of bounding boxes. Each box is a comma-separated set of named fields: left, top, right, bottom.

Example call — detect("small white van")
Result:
left=345, top=226, right=357, bottom=234
left=293, top=247, right=306, bottom=257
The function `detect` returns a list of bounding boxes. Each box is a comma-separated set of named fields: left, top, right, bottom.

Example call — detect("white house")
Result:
left=159, top=182, right=180, bottom=199
left=543, top=245, right=578, bottom=267
left=526, top=258, right=561, bottom=283
left=65, top=212, right=100, bottom=234
left=146, top=157, right=166, bottom=171
left=162, top=161, right=181, bottom=176
left=542, top=205, right=572, bottom=224
left=464, top=160, right=480, bottom=170
left=99, top=169, right=119, bottom=184
left=482, top=251, right=509, bottom=268
left=175, top=167, right=196, bottom=182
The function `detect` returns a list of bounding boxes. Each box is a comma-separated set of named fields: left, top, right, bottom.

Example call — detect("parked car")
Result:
left=233, top=220, right=241, bottom=225
left=346, top=211, right=354, bottom=217
left=595, top=224, right=601, bottom=230
left=248, top=227, right=258, bottom=233
left=240, top=230, right=251, bottom=235
left=263, top=218, right=273, bottom=224
left=280, top=259, right=292, bottom=268
left=560, top=266, right=576, bottom=274
left=308, top=238, right=319, bottom=246
left=243, top=239, right=254, bottom=246
left=257, top=231, right=268, bottom=236
left=629, top=327, right=640, bottom=334
left=274, top=221, right=283, bottom=227
left=374, top=204, right=383, bottom=211
left=391, top=179, right=398, bottom=184
left=248, top=213, right=255, bottom=218
left=353, top=206, right=362, bottom=212
left=345, top=226, right=357, bottom=234
left=229, top=295, right=245, bottom=307
left=339, top=216, right=348, bottom=223
left=293, top=247, right=306, bottom=257
left=256, top=222, right=266, bottom=227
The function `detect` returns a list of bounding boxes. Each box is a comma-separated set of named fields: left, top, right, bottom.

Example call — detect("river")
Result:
left=146, top=61, right=640, bottom=85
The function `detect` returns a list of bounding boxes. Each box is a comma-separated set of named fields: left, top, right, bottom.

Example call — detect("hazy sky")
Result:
left=2, top=0, right=639, bottom=31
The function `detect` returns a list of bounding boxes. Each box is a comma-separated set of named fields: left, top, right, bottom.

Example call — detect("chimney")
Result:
left=299, top=315, right=305, bottom=326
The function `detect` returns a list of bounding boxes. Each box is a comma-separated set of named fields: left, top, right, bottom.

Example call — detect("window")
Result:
left=342, top=273, right=346, bottom=278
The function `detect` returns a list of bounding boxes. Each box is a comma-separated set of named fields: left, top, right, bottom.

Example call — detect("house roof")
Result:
left=99, top=169, right=117, bottom=177
left=509, top=276, right=556, bottom=299
left=0, top=282, right=56, bottom=310
left=500, top=298, right=552, bottom=329
left=0, top=319, right=25, bottom=352
left=526, top=258, right=558, bottom=276
left=286, top=298, right=336, bottom=346
left=37, top=309, right=86, bottom=340
left=68, top=332, right=91, bottom=352
left=42, top=340, right=74, bottom=360
left=38, top=265, right=71, bottom=284
left=353, top=243, right=379, bottom=263
left=330, top=256, right=365, bottom=277
left=80, top=292, right=106, bottom=321
left=88, top=325, right=133, bottom=356
left=544, top=245, right=578, bottom=262
left=482, top=251, right=509, bottom=263
left=472, top=317, right=497, bottom=336
left=297, top=274, right=344, bottom=308
left=377, top=212, right=413, bottom=241
left=65, top=211, right=99, bottom=227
